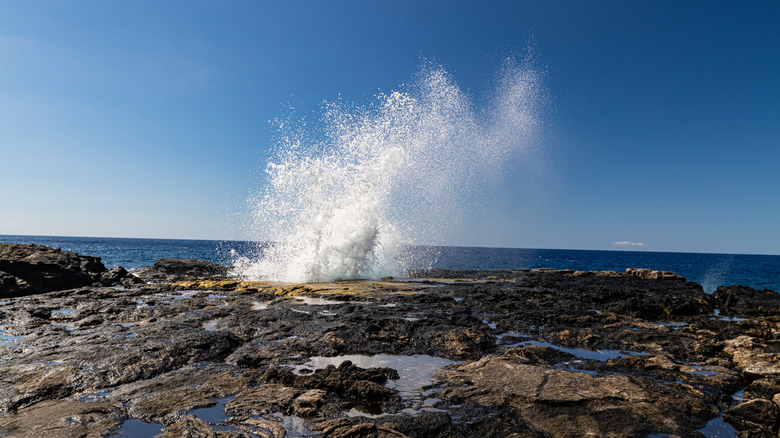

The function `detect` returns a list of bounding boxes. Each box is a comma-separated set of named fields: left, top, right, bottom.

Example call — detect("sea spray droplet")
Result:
left=236, top=59, right=546, bottom=282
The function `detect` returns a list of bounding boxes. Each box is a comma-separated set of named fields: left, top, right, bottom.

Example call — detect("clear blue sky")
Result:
left=1, top=1, right=778, bottom=255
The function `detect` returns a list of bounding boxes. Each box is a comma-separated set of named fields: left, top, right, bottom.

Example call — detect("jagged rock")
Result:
left=743, top=378, right=780, bottom=401
left=293, top=389, right=328, bottom=417
left=723, top=398, right=780, bottom=435
left=226, top=384, right=302, bottom=416
left=158, top=414, right=247, bottom=438
left=503, top=345, right=577, bottom=365
left=438, top=327, right=496, bottom=358
left=133, top=258, right=228, bottom=282
left=625, top=268, right=685, bottom=281
left=99, top=266, right=143, bottom=287
left=0, top=271, right=29, bottom=296
left=2, top=267, right=780, bottom=437
left=436, top=356, right=714, bottom=437
left=227, top=416, right=286, bottom=437
left=713, top=284, right=780, bottom=316
left=724, top=336, right=780, bottom=379
left=0, top=243, right=107, bottom=297
left=0, top=400, right=125, bottom=438
left=255, top=361, right=401, bottom=415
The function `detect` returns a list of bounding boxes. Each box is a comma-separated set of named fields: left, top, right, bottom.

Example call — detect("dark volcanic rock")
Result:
left=133, top=258, right=228, bottom=282
left=3, top=267, right=780, bottom=437
left=714, top=284, right=780, bottom=317
left=0, top=243, right=107, bottom=297
left=0, top=399, right=125, bottom=438
left=99, top=266, right=143, bottom=288
left=724, top=398, right=780, bottom=436
left=435, top=354, right=716, bottom=437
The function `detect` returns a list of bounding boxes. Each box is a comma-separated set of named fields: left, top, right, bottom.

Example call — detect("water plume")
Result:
left=235, top=56, right=546, bottom=282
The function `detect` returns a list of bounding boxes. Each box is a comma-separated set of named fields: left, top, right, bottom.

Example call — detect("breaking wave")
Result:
left=234, top=56, right=546, bottom=282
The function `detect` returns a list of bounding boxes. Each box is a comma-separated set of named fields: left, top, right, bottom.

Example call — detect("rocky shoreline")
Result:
left=1, top=243, right=779, bottom=437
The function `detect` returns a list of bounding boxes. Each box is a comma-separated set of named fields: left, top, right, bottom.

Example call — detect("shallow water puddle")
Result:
left=686, top=365, right=723, bottom=377
left=76, top=391, right=111, bottom=402
left=696, top=417, right=738, bottom=437
left=516, top=340, right=647, bottom=361
left=154, top=290, right=199, bottom=304
left=293, top=354, right=458, bottom=411
left=108, top=418, right=164, bottom=437
left=713, top=309, right=748, bottom=322
left=52, top=308, right=78, bottom=317
left=293, top=296, right=349, bottom=306
left=186, top=397, right=318, bottom=436
left=202, top=319, right=222, bottom=332
left=482, top=319, right=498, bottom=330
left=50, top=322, right=77, bottom=332
left=131, top=298, right=151, bottom=308
left=0, top=325, right=24, bottom=346
left=685, top=388, right=744, bottom=438
left=189, top=397, right=232, bottom=424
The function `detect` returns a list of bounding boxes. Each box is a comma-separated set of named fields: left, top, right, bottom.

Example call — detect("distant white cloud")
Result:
left=612, top=241, right=646, bottom=247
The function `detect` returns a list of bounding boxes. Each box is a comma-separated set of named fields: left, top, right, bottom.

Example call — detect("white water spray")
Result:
left=235, top=57, right=545, bottom=282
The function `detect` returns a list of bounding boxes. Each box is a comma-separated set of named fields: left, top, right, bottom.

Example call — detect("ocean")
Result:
left=1, top=235, right=777, bottom=293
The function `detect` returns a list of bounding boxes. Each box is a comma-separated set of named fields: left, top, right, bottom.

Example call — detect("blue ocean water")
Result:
left=1, top=235, right=777, bottom=293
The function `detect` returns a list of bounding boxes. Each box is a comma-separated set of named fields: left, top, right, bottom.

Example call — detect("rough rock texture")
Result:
left=0, top=243, right=107, bottom=297
left=626, top=267, right=686, bottom=281
left=1, top=253, right=779, bottom=437
left=724, top=399, right=780, bottom=435
left=0, top=243, right=145, bottom=298
left=132, top=258, right=229, bottom=282
left=714, top=284, right=780, bottom=317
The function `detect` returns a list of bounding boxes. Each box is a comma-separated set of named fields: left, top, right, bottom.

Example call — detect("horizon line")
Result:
left=1, top=233, right=777, bottom=258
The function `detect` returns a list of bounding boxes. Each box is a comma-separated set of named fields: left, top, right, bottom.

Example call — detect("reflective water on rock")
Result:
left=516, top=340, right=647, bottom=361
left=0, top=326, right=24, bottom=346
left=52, top=308, right=78, bottom=317
left=713, top=309, right=749, bottom=322
left=293, top=354, right=457, bottom=411
left=251, top=301, right=269, bottom=310
left=293, top=296, right=350, bottom=306
left=202, top=319, right=221, bottom=332
left=697, top=417, right=738, bottom=437
left=108, top=418, right=164, bottom=437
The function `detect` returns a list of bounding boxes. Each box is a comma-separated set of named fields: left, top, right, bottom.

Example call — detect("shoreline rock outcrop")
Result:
left=2, top=245, right=780, bottom=437
left=0, top=243, right=110, bottom=298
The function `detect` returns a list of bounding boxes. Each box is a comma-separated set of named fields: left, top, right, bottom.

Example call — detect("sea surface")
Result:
left=1, top=235, right=777, bottom=293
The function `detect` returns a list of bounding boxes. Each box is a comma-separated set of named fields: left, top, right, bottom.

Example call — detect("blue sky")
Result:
left=1, top=1, right=778, bottom=255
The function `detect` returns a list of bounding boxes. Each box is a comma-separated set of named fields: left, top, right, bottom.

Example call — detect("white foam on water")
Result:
left=236, top=56, right=545, bottom=282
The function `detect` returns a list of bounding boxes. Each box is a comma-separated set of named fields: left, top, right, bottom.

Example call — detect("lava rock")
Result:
left=133, top=258, right=228, bottom=282
left=743, top=378, right=780, bottom=401
left=723, top=398, right=780, bottom=435
left=3, top=267, right=780, bottom=437
left=99, top=266, right=143, bottom=287
left=714, top=285, right=780, bottom=317
left=0, top=243, right=107, bottom=297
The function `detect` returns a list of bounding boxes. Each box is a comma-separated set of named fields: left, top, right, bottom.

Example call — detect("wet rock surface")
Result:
left=1, top=253, right=779, bottom=437
left=132, top=258, right=229, bottom=282
left=0, top=243, right=141, bottom=297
